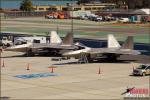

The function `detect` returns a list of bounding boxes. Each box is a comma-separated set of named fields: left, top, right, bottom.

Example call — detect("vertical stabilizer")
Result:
left=62, top=32, right=73, bottom=45
left=121, top=36, right=133, bottom=49
left=50, top=31, right=62, bottom=44
left=108, top=34, right=121, bottom=48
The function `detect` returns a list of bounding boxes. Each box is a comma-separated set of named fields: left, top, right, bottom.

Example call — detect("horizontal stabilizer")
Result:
left=50, top=31, right=62, bottom=44
left=108, top=34, right=121, bottom=48
left=121, top=36, right=133, bottom=49
left=75, top=42, right=87, bottom=48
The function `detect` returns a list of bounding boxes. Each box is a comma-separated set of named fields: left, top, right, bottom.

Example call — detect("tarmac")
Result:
left=1, top=51, right=149, bottom=99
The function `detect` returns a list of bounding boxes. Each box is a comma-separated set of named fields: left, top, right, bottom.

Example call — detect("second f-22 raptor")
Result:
left=63, top=34, right=141, bottom=62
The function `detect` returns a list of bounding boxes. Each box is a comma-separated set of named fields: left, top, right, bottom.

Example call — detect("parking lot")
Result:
left=1, top=51, right=149, bottom=99
left=1, top=17, right=149, bottom=43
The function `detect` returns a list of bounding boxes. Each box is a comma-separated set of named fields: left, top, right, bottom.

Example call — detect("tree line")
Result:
left=77, top=0, right=150, bottom=9
left=19, top=0, right=150, bottom=11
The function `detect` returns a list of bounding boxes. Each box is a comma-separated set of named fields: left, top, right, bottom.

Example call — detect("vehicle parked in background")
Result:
left=45, top=12, right=65, bottom=19
left=94, top=16, right=103, bottom=22
left=104, top=16, right=112, bottom=21
left=133, top=64, right=150, bottom=76
left=69, top=11, right=91, bottom=19
left=80, top=15, right=89, bottom=20
left=110, top=17, right=116, bottom=21
left=118, top=18, right=130, bottom=23
left=0, top=37, right=13, bottom=47
left=45, top=15, right=56, bottom=19
left=88, top=14, right=97, bottom=21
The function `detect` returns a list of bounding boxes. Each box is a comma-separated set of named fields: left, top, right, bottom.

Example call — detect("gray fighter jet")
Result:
left=6, top=31, right=76, bottom=56
left=63, top=34, right=141, bottom=62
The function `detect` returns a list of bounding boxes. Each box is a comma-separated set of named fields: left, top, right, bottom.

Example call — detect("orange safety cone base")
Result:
left=51, top=67, right=54, bottom=73
left=26, top=64, right=30, bottom=70
left=98, top=67, right=101, bottom=74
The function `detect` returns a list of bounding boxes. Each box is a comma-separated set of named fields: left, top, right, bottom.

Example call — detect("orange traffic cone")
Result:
left=51, top=67, right=54, bottom=73
left=2, top=60, right=5, bottom=67
left=49, top=66, right=56, bottom=73
left=26, top=63, right=30, bottom=70
left=98, top=67, right=101, bottom=74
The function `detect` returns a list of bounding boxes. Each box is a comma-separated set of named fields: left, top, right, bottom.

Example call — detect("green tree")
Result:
left=102, top=0, right=150, bottom=9
left=20, top=0, right=33, bottom=11
left=128, top=0, right=150, bottom=9
left=101, top=0, right=126, bottom=8
left=143, top=0, right=150, bottom=8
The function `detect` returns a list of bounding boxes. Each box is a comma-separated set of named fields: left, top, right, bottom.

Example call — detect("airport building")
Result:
left=33, top=3, right=116, bottom=12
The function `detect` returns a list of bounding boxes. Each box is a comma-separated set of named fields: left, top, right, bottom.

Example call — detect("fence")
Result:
left=1, top=9, right=149, bottom=19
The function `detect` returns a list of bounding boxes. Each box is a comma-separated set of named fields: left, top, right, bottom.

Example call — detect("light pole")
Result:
left=0, top=48, right=2, bottom=68
left=148, top=9, right=150, bottom=99
left=71, top=2, right=73, bottom=33
left=67, top=2, right=73, bottom=33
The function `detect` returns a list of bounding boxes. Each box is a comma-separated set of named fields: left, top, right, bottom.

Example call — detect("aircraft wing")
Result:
left=29, top=43, right=76, bottom=50
left=88, top=48, right=140, bottom=55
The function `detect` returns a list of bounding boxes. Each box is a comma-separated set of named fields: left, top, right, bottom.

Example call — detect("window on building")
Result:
left=47, top=8, right=57, bottom=11
left=46, top=8, right=50, bottom=11
left=39, top=8, right=44, bottom=10
left=92, top=7, right=97, bottom=10
left=98, top=7, right=102, bottom=10
left=62, top=7, right=68, bottom=11
left=52, top=8, right=57, bottom=11
left=84, top=7, right=91, bottom=10
left=33, top=8, right=37, bottom=10
left=74, top=8, right=81, bottom=11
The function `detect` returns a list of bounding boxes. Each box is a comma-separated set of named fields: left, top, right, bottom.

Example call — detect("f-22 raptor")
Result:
left=6, top=31, right=77, bottom=56
left=63, top=34, right=141, bottom=62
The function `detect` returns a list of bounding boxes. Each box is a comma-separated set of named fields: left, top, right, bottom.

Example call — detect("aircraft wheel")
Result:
left=26, top=49, right=34, bottom=56
left=142, top=72, right=146, bottom=76
left=107, top=55, right=117, bottom=61
left=6, top=43, right=11, bottom=47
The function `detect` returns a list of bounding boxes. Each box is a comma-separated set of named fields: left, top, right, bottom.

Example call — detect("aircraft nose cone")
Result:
left=5, top=47, right=12, bottom=51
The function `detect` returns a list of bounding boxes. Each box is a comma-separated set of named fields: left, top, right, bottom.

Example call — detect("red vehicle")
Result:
left=45, top=12, right=65, bottom=19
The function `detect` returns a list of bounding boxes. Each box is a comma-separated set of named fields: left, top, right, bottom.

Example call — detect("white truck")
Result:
left=119, top=18, right=130, bottom=23
left=14, top=37, right=47, bottom=45
left=69, top=11, right=91, bottom=18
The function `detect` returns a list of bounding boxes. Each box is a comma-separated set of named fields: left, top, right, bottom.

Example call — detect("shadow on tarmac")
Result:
left=53, top=59, right=135, bottom=65
left=53, top=55, right=150, bottom=65
left=129, top=74, right=150, bottom=77
left=2, top=53, right=61, bottom=58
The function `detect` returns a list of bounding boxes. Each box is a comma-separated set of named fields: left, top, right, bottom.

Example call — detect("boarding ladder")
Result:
left=78, top=52, right=88, bottom=64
